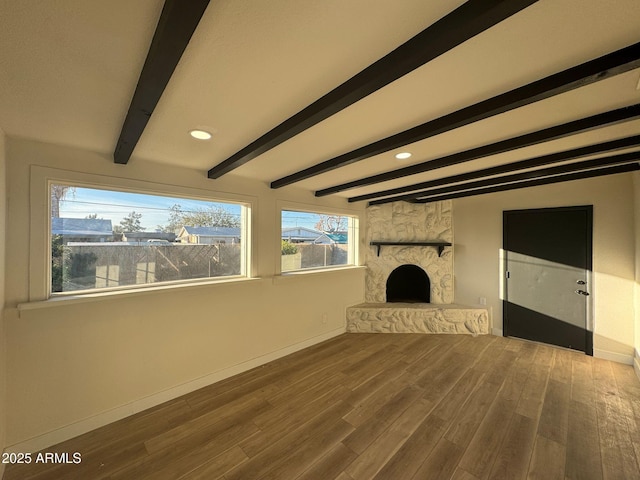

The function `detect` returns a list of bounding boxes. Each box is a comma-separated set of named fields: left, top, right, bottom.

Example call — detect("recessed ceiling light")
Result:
left=189, top=129, right=212, bottom=140
left=395, top=152, right=412, bottom=160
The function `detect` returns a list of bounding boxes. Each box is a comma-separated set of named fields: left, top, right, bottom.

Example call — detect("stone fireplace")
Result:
left=364, top=201, right=453, bottom=303
left=346, top=201, right=489, bottom=335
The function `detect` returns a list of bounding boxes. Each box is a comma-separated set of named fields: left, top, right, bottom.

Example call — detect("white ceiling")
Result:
left=1, top=0, right=639, bottom=201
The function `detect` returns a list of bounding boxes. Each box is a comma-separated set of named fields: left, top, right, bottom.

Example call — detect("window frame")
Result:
left=277, top=201, right=361, bottom=275
left=30, top=166, right=255, bottom=301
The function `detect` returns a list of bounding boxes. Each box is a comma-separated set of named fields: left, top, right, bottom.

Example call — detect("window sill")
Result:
left=17, top=277, right=265, bottom=313
left=273, top=265, right=366, bottom=284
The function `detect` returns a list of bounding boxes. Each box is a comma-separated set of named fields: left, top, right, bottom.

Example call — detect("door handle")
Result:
left=575, top=289, right=590, bottom=296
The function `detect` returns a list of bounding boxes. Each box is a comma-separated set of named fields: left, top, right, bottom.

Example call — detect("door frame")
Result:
left=503, top=205, right=593, bottom=355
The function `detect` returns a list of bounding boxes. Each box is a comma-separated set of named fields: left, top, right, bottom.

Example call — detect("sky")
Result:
left=56, top=186, right=323, bottom=231
left=281, top=210, right=325, bottom=230
left=57, top=186, right=241, bottom=231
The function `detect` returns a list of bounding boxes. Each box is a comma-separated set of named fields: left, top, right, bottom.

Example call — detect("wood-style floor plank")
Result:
left=239, top=384, right=351, bottom=458
left=571, top=357, right=596, bottom=406
left=537, top=379, right=571, bottom=445
left=342, top=385, right=425, bottom=455
left=344, top=397, right=432, bottom=479
left=549, top=347, right=573, bottom=384
left=372, top=413, right=448, bottom=480
left=565, top=399, right=603, bottom=480
left=457, top=395, right=515, bottom=479
left=452, top=468, right=482, bottom=480
left=4, top=333, right=640, bottom=480
left=443, top=373, right=501, bottom=448
left=296, top=443, right=357, bottom=480
left=515, top=361, right=551, bottom=420
left=411, top=437, right=465, bottom=480
left=259, top=417, right=354, bottom=480
left=177, top=446, right=247, bottom=480
left=610, top=360, right=640, bottom=470
left=526, top=435, right=566, bottom=480
left=430, top=367, right=486, bottom=422
left=592, top=358, right=640, bottom=480
left=487, top=413, right=537, bottom=480
left=226, top=400, right=352, bottom=480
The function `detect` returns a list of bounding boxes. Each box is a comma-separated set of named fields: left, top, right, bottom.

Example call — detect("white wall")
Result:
left=3, top=137, right=366, bottom=451
left=0, top=128, right=7, bottom=477
left=454, top=172, right=636, bottom=363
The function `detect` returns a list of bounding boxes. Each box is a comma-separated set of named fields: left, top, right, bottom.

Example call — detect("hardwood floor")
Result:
left=5, top=334, right=640, bottom=480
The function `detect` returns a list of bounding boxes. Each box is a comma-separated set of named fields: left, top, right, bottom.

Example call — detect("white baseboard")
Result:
left=594, top=348, right=634, bottom=365
left=491, top=328, right=503, bottom=337
left=634, top=351, right=640, bottom=382
left=4, top=327, right=345, bottom=454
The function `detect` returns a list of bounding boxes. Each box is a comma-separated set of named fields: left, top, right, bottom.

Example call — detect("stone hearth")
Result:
left=346, top=303, right=489, bottom=335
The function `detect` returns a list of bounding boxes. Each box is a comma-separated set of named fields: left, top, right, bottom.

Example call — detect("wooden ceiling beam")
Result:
left=409, top=163, right=639, bottom=204
left=317, top=103, right=640, bottom=197
left=114, top=0, right=210, bottom=165
left=348, top=134, right=640, bottom=203
left=207, top=0, right=539, bottom=179
left=273, top=41, right=640, bottom=189
left=402, top=155, right=640, bottom=205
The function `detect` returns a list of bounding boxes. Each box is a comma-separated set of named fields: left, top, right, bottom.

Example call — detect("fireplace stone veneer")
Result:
left=365, top=201, right=453, bottom=303
left=349, top=201, right=490, bottom=335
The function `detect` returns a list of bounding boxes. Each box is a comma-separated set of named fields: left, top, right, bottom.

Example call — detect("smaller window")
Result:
left=50, top=184, right=248, bottom=295
left=281, top=210, right=357, bottom=272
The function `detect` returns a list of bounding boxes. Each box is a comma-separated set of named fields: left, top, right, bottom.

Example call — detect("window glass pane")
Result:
left=281, top=210, right=356, bottom=272
left=51, top=184, right=246, bottom=294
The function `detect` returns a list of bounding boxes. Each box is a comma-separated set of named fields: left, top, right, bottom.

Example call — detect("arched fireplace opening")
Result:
left=386, top=264, right=430, bottom=303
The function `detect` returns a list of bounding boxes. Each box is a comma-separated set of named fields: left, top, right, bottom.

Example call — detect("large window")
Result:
left=281, top=209, right=358, bottom=272
left=50, top=184, right=249, bottom=294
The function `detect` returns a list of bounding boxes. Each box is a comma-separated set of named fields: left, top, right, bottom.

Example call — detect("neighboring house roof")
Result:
left=51, top=217, right=113, bottom=236
left=281, top=227, right=333, bottom=244
left=179, top=226, right=241, bottom=237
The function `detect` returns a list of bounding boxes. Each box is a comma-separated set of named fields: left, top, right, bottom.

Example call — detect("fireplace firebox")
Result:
left=386, top=264, right=430, bottom=303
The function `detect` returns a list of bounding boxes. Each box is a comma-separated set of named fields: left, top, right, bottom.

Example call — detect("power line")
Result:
left=60, top=199, right=343, bottom=223
left=60, top=199, right=242, bottom=217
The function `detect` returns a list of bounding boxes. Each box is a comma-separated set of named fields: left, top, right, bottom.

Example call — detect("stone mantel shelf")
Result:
left=370, top=241, right=452, bottom=257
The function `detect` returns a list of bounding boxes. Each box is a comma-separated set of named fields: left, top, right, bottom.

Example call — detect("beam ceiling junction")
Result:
left=348, top=134, right=640, bottom=203
left=114, top=0, right=210, bottom=165
left=369, top=151, right=640, bottom=206
left=410, top=163, right=640, bottom=204
left=317, top=103, right=640, bottom=198
left=207, top=0, right=539, bottom=179
left=273, top=41, right=640, bottom=189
